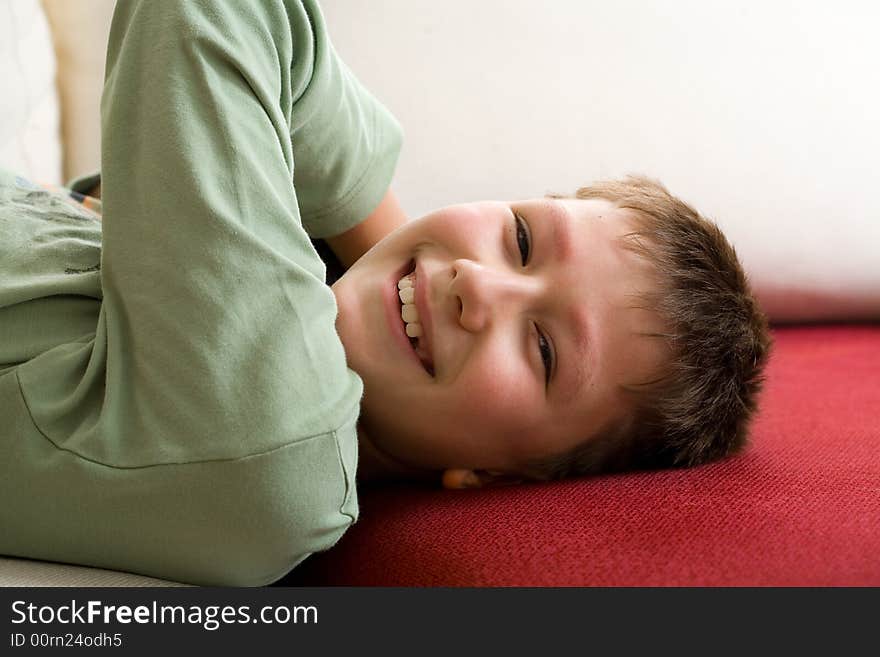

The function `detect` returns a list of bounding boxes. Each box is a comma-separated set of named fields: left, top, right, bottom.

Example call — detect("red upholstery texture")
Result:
left=282, top=325, right=880, bottom=586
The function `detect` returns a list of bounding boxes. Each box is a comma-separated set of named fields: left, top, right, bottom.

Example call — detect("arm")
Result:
left=78, top=179, right=404, bottom=269
left=325, top=187, right=408, bottom=269
left=78, top=178, right=407, bottom=269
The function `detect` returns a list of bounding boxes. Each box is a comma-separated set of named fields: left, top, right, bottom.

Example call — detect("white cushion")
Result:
left=0, top=557, right=187, bottom=587
left=0, top=0, right=62, bottom=185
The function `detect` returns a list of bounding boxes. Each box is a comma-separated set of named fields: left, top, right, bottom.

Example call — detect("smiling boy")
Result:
left=336, top=196, right=672, bottom=486
left=337, top=178, right=771, bottom=489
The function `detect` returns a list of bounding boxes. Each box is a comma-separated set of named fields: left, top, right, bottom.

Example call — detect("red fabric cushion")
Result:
left=282, top=325, right=880, bottom=586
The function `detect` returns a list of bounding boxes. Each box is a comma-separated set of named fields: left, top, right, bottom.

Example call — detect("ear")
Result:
left=442, top=468, right=525, bottom=490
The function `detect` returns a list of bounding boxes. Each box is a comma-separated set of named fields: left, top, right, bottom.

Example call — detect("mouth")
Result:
left=387, top=258, right=435, bottom=377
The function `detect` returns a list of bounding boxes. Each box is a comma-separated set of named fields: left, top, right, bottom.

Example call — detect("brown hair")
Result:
left=521, top=175, right=773, bottom=481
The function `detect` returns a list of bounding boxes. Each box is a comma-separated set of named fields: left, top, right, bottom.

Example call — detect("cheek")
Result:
left=452, top=349, right=538, bottom=425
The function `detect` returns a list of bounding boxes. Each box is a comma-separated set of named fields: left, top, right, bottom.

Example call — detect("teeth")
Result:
left=401, top=303, right=419, bottom=323
left=397, top=269, right=430, bottom=374
left=397, top=272, right=420, bottom=325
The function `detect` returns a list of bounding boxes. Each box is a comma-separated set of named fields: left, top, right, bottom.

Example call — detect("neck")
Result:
left=356, top=424, right=438, bottom=486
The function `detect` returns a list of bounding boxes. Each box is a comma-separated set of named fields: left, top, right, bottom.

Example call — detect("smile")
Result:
left=397, top=269, right=435, bottom=376
left=386, top=259, right=434, bottom=377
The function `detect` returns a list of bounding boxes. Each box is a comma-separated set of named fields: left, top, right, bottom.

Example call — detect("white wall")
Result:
left=322, top=0, right=880, bottom=321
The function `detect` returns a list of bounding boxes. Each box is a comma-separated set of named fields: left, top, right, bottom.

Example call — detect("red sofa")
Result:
left=282, top=324, right=880, bottom=586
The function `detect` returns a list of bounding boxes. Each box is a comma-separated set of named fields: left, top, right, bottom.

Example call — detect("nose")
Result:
left=451, top=258, right=543, bottom=333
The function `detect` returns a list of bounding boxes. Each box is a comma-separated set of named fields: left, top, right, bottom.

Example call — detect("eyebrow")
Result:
left=542, top=201, right=594, bottom=406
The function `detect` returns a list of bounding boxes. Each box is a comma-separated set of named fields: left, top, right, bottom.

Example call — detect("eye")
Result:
left=514, top=212, right=555, bottom=386
left=536, top=324, right=555, bottom=386
left=514, top=212, right=531, bottom=266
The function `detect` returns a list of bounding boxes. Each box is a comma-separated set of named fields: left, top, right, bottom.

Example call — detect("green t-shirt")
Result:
left=0, top=0, right=402, bottom=586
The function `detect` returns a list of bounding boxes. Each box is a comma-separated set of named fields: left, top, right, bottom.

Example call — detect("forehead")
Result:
left=518, top=196, right=655, bottom=275
left=557, top=196, right=662, bottom=299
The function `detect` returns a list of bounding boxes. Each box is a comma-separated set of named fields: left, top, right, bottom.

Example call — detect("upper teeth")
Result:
left=397, top=273, right=422, bottom=337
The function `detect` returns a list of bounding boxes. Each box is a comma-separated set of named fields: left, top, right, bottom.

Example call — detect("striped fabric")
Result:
left=33, top=178, right=102, bottom=217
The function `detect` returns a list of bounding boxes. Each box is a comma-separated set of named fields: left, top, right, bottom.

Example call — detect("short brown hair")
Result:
left=521, top=175, right=773, bottom=481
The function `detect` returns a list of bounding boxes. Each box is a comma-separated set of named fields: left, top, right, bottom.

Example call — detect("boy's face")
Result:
left=331, top=198, right=667, bottom=482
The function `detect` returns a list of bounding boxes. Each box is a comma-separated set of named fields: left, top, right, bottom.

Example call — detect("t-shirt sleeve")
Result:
left=288, top=1, right=404, bottom=238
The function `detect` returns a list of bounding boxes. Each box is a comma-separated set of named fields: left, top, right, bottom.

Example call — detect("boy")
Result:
left=332, top=178, right=772, bottom=488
